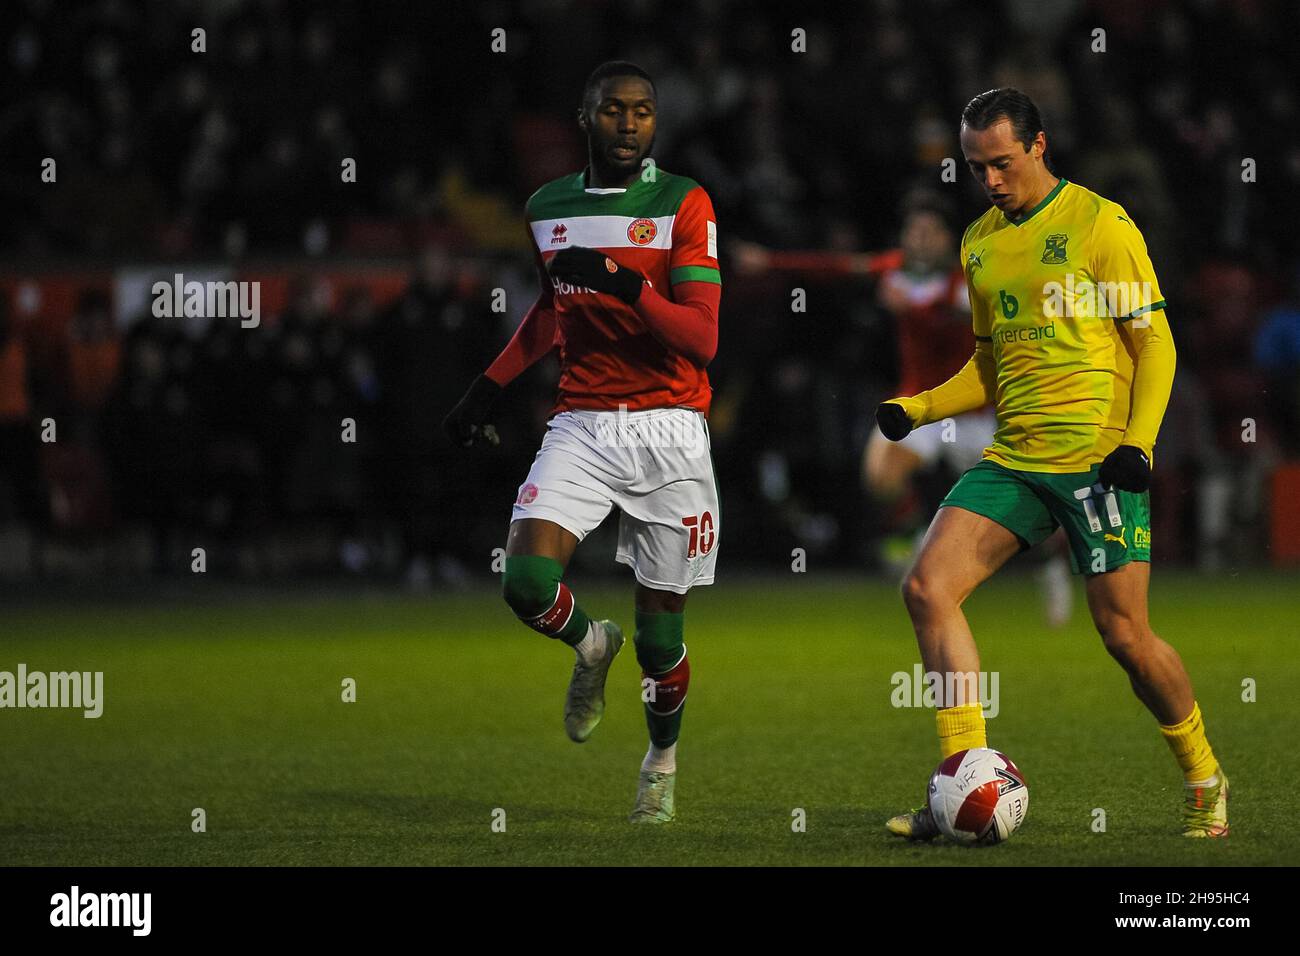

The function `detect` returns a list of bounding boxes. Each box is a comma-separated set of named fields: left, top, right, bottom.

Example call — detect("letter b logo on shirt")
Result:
left=999, top=289, right=1019, bottom=319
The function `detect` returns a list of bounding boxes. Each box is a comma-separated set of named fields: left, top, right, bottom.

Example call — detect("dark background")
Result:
left=0, top=0, right=1297, bottom=586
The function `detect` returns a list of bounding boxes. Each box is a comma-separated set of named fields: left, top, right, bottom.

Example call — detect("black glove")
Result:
left=443, top=374, right=502, bottom=447
left=547, top=247, right=644, bottom=304
left=1098, top=444, right=1150, bottom=493
left=876, top=402, right=914, bottom=441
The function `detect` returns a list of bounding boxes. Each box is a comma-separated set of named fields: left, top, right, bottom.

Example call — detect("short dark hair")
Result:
left=580, top=60, right=656, bottom=117
left=961, top=87, right=1046, bottom=154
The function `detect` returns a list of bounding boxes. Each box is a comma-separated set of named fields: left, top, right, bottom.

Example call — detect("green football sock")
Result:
left=635, top=610, right=690, bottom=748
left=502, top=555, right=591, bottom=645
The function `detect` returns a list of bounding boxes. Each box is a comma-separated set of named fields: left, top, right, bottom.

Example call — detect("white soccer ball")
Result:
left=927, top=747, right=1029, bottom=845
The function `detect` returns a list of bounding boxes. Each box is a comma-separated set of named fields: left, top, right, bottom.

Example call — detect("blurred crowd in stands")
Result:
left=0, top=0, right=1297, bottom=581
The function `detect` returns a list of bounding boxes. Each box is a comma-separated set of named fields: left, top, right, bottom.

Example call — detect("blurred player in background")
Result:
left=0, top=296, right=47, bottom=549
left=734, top=192, right=1073, bottom=627
left=444, top=62, right=722, bottom=823
left=879, top=88, right=1228, bottom=839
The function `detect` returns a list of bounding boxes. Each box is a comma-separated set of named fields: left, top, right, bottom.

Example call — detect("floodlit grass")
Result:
left=2, top=570, right=1293, bottom=865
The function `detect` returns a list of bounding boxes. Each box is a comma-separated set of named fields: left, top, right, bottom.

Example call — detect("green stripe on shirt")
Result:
left=1115, top=299, right=1167, bottom=322
left=671, top=265, right=721, bottom=285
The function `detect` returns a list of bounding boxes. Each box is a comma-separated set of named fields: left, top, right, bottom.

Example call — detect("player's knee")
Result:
left=900, top=570, right=924, bottom=614
left=501, top=555, right=562, bottom=619
left=901, top=568, right=952, bottom=618
left=1094, top=613, right=1146, bottom=663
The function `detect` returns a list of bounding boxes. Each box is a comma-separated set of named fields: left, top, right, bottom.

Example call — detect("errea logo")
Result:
left=551, top=224, right=568, bottom=244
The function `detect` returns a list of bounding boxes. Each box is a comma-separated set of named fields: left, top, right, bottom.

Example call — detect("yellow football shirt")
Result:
left=952, top=178, right=1173, bottom=472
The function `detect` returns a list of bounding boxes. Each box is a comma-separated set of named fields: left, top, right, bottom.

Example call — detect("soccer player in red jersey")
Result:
left=445, top=62, right=722, bottom=823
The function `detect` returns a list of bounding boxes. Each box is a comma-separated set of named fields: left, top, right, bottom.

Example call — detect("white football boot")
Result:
left=563, top=620, right=624, bottom=743
left=629, top=769, right=676, bottom=824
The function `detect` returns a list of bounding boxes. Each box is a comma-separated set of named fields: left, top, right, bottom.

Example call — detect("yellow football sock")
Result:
left=936, top=702, right=987, bottom=759
left=1159, top=701, right=1219, bottom=784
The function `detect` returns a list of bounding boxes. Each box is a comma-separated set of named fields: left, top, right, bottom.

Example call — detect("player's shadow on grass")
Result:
left=816, top=804, right=957, bottom=854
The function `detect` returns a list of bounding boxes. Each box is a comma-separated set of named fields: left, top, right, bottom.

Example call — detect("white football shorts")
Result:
left=511, top=407, right=720, bottom=594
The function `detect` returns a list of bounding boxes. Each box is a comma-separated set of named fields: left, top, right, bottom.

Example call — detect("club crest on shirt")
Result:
left=628, top=218, right=657, bottom=245
left=966, top=248, right=984, bottom=277
left=1041, top=234, right=1069, bottom=264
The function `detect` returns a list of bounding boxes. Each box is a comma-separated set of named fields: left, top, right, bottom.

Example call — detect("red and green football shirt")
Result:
left=526, top=167, right=721, bottom=415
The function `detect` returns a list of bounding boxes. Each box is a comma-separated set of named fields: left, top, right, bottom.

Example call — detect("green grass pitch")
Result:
left=3, top=569, right=1296, bottom=866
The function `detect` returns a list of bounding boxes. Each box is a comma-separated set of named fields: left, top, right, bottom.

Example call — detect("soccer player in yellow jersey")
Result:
left=877, top=88, right=1228, bottom=839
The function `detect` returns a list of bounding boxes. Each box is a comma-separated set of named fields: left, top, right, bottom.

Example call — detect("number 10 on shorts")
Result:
left=1074, top=483, right=1122, bottom=533
left=681, top=512, right=716, bottom=559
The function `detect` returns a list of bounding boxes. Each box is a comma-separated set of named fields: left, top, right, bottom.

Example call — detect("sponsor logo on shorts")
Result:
left=516, top=483, right=539, bottom=505
left=1103, top=528, right=1127, bottom=549
left=1134, top=525, right=1151, bottom=549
